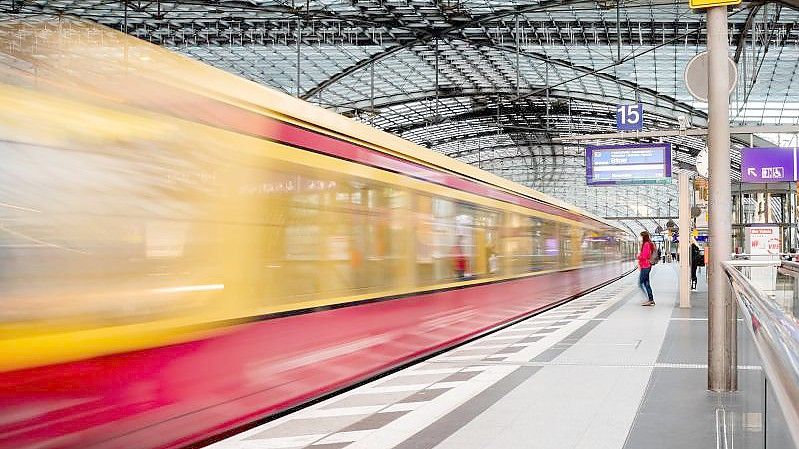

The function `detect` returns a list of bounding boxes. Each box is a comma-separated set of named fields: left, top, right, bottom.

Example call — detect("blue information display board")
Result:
left=616, top=104, right=644, bottom=131
left=585, top=143, right=672, bottom=186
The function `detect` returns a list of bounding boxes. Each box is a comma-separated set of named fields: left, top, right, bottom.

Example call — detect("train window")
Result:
left=472, top=208, right=501, bottom=277
left=413, top=197, right=502, bottom=284
left=385, top=188, right=412, bottom=289
left=454, top=202, right=503, bottom=280
left=414, top=194, right=436, bottom=285
left=582, top=231, right=607, bottom=264
left=561, top=225, right=584, bottom=267
left=430, top=197, right=459, bottom=282
left=503, top=213, right=531, bottom=275
left=529, top=217, right=559, bottom=272
left=279, top=176, right=410, bottom=301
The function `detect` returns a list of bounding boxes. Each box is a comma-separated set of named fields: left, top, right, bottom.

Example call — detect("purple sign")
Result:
left=616, top=104, right=644, bottom=131
left=741, top=147, right=797, bottom=183
left=586, top=143, right=672, bottom=186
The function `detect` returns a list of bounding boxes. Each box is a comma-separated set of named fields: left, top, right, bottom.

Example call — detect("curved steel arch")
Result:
left=302, top=35, right=707, bottom=125
left=361, top=88, right=766, bottom=154
left=300, top=0, right=616, bottom=100
left=342, top=87, right=704, bottom=128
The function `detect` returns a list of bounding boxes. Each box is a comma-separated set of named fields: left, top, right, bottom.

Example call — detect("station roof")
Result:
left=3, top=0, right=798, bottom=233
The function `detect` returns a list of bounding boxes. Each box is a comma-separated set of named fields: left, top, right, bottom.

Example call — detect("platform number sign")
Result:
left=616, top=103, right=644, bottom=131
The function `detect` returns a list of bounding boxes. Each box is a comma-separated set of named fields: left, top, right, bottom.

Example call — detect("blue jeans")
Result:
left=639, top=267, right=653, bottom=301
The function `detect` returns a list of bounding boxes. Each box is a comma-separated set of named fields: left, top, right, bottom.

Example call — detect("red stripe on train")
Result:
left=0, top=263, right=633, bottom=449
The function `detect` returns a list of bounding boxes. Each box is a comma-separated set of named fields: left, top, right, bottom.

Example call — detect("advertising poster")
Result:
left=746, top=226, right=780, bottom=291
left=748, top=226, right=781, bottom=258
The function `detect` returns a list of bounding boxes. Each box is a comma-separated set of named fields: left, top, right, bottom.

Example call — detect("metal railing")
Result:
left=722, top=260, right=799, bottom=445
left=730, top=253, right=799, bottom=260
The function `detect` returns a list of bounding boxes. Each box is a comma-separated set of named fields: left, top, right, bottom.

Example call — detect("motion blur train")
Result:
left=0, top=21, right=635, bottom=449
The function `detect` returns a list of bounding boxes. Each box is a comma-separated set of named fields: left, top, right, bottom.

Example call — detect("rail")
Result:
left=730, top=253, right=799, bottom=260
left=721, top=260, right=799, bottom=445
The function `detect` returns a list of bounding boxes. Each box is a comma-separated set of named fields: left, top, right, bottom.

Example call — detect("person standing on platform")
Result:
left=690, top=241, right=701, bottom=290
left=638, top=231, right=656, bottom=306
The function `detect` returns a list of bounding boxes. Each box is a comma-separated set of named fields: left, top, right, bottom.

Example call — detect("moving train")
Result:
left=0, top=21, right=636, bottom=449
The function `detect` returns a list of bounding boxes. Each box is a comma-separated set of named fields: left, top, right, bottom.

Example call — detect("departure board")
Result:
left=585, top=143, right=672, bottom=186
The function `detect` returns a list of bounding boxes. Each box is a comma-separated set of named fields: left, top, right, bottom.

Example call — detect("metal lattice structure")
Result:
left=2, top=0, right=798, bottom=232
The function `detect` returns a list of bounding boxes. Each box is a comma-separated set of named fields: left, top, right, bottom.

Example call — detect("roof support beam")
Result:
left=551, top=124, right=796, bottom=143
left=733, top=4, right=763, bottom=63
left=604, top=216, right=679, bottom=220
left=478, top=42, right=706, bottom=118
left=301, top=0, right=592, bottom=100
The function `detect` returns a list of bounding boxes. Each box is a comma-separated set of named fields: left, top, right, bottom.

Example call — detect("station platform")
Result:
left=206, top=264, right=735, bottom=449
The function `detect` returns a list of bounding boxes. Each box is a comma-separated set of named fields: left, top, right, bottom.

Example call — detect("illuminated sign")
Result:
left=741, top=147, right=798, bottom=183
left=585, top=143, right=672, bottom=186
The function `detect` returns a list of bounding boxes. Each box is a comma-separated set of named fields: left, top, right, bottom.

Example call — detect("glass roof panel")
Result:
left=2, top=0, right=796, bottom=225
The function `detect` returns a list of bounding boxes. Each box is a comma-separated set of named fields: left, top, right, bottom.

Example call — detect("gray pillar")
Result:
left=706, top=6, right=735, bottom=392
left=679, top=171, right=692, bottom=308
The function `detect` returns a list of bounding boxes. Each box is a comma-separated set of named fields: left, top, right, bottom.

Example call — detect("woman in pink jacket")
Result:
left=638, top=231, right=656, bottom=306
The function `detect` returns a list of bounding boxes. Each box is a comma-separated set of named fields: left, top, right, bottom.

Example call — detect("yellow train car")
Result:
left=0, top=21, right=636, bottom=449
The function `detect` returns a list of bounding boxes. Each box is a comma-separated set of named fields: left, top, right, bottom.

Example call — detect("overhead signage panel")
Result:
left=585, top=143, right=672, bottom=186
left=689, top=0, right=741, bottom=9
left=741, top=147, right=798, bottom=183
left=616, top=104, right=644, bottom=131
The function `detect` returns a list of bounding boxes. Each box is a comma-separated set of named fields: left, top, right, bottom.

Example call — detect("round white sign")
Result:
left=684, top=51, right=738, bottom=102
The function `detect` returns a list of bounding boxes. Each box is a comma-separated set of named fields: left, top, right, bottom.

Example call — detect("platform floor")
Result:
left=207, top=263, right=747, bottom=449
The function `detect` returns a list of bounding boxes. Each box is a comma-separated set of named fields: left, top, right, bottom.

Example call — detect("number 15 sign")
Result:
left=616, top=104, right=643, bottom=131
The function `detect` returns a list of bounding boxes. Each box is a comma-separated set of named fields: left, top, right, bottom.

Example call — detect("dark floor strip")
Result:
left=390, top=367, right=540, bottom=449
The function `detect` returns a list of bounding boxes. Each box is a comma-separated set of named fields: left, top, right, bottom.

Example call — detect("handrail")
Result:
left=721, top=261, right=799, bottom=445
left=782, top=260, right=799, bottom=273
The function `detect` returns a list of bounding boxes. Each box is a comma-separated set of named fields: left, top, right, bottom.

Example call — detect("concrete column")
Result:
left=706, top=6, right=735, bottom=392
left=679, top=171, right=692, bottom=308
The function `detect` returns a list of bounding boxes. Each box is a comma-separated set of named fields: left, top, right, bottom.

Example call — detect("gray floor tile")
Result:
left=518, top=336, right=544, bottom=343
left=323, top=391, right=413, bottom=408
left=343, top=411, right=409, bottom=431
left=307, top=444, right=351, bottom=449
left=623, top=368, right=721, bottom=449
left=377, top=373, right=450, bottom=387
left=495, top=346, right=524, bottom=354
left=399, top=388, right=451, bottom=403
left=441, top=371, right=480, bottom=382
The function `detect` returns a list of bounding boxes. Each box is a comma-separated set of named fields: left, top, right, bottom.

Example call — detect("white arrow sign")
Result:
left=747, top=168, right=757, bottom=177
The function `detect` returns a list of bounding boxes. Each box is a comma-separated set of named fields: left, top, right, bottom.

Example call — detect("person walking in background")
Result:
left=690, top=241, right=701, bottom=290
left=638, top=231, right=656, bottom=306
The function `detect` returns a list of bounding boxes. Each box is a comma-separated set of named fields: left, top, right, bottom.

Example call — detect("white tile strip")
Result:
left=343, top=365, right=519, bottom=449
left=216, top=434, right=323, bottom=449
left=299, top=406, right=384, bottom=418
left=362, top=384, right=433, bottom=394
left=314, top=430, right=374, bottom=444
